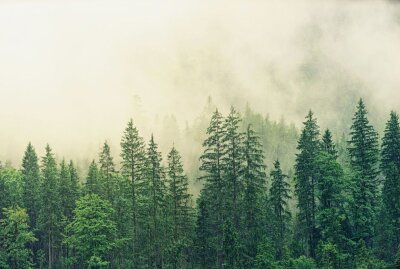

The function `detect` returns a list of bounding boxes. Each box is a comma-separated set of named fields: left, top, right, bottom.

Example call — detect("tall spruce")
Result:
left=21, top=143, right=40, bottom=229
left=38, top=144, right=61, bottom=269
left=295, top=110, right=320, bottom=258
left=99, top=141, right=116, bottom=202
left=347, top=99, right=379, bottom=245
left=269, top=160, right=291, bottom=260
left=198, top=109, right=226, bottom=269
left=380, top=111, right=400, bottom=257
left=145, top=135, right=166, bottom=269
left=120, top=119, right=146, bottom=267
left=166, top=146, right=193, bottom=269
left=242, top=124, right=266, bottom=265
left=85, top=160, right=101, bottom=195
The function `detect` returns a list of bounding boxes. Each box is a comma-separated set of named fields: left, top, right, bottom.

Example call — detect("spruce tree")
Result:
left=99, top=141, right=116, bottom=202
left=21, top=142, right=40, bottom=229
left=295, top=110, right=320, bottom=258
left=166, top=146, right=193, bottom=269
left=222, top=106, right=244, bottom=229
left=85, top=160, right=101, bottom=195
left=144, top=135, right=166, bottom=269
left=380, top=111, right=400, bottom=257
left=198, top=109, right=226, bottom=269
left=347, top=99, right=379, bottom=245
left=269, top=160, right=291, bottom=260
left=242, top=124, right=266, bottom=264
left=120, top=119, right=146, bottom=267
left=38, top=144, right=61, bottom=269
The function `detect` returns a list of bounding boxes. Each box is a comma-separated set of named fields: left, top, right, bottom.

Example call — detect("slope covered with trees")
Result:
left=1, top=99, right=399, bottom=268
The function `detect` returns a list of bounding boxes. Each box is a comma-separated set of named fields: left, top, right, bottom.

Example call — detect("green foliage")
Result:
left=64, top=194, right=118, bottom=267
left=348, top=99, right=379, bottom=245
left=294, top=110, right=320, bottom=258
left=0, top=207, right=37, bottom=269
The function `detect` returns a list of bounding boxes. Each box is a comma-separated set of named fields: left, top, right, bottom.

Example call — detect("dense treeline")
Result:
left=1, top=98, right=400, bottom=269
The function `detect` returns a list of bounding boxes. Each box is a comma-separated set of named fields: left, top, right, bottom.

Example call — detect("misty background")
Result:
left=1, top=0, right=400, bottom=189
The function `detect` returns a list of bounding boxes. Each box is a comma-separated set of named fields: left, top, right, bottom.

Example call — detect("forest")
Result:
left=1, top=98, right=400, bottom=269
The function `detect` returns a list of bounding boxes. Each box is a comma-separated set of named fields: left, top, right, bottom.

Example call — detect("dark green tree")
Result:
left=85, top=160, right=101, bottom=195
left=347, top=99, right=379, bottom=246
left=120, top=119, right=146, bottom=267
left=380, top=111, right=400, bottom=258
left=144, top=135, right=167, bottom=269
left=166, top=146, right=194, bottom=269
left=294, top=110, right=320, bottom=258
left=269, top=160, right=291, bottom=260
left=21, top=143, right=40, bottom=229
left=198, top=109, right=226, bottom=269
left=38, top=144, right=62, bottom=269
left=242, top=124, right=267, bottom=265
left=99, top=141, right=115, bottom=202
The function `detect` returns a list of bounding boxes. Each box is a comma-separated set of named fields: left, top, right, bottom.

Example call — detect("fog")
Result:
left=1, top=0, right=400, bottom=170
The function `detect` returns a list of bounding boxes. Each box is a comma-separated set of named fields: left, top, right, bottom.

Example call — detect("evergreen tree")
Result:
left=144, top=135, right=167, bottom=269
left=347, top=99, right=379, bottom=245
left=120, top=119, right=146, bottom=267
left=198, top=109, right=226, bottom=269
left=242, top=124, right=267, bottom=265
left=38, top=144, right=61, bottom=269
left=222, top=107, right=244, bottom=229
left=269, top=160, right=291, bottom=260
left=380, top=111, right=400, bottom=258
left=0, top=207, right=37, bottom=269
left=99, top=141, right=116, bottom=202
left=85, top=160, right=101, bottom=195
left=166, top=146, right=194, bottom=269
left=295, top=110, right=320, bottom=258
left=21, top=142, right=40, bottom=229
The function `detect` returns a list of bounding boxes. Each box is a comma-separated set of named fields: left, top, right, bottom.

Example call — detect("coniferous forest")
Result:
left=1, top=98, right=400, bottom=269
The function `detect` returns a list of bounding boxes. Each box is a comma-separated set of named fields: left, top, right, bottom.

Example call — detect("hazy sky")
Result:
left=1, top=0, right=400, bottom=165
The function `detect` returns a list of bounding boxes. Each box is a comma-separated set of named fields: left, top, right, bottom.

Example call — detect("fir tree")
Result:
left=242, top=124, right=266, bottom=265
left=99, top=141, right=116, bottom=202
left=166, top=146, right=194, bottom=269
left=198, top=109, right=226, bottom=268
left=347, top=99, right=379, bottom=245
left=120, top=119, right=146, bottom=267
left=38, top=144, right=61, bottom=269
left=380, top=111, right=400, bottom=258
left=85, top=160, right=101, bottom=195
left=269, top=160, right=291, bottom=260
left=21, top=142, right=40, bottom=229
left=295, top=110, right=320, bottom=258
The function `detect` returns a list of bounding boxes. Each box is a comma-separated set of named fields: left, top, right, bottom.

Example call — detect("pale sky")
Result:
left=1, top=0, right=400, bottom=165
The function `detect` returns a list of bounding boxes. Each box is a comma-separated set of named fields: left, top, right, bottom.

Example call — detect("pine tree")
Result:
left=380, top=111, right=400, bottom=258
left=269, top=160, right=291, bottom=260
left=38, top=144, right=61, bottom=269
left=222, top=107, right=245, bottom=229
left=166, top=146, right=194, bottom=269
left=0, top=207, right=37, bottom=269
left=21, top=142, right=40, bottom=229
left=347, top=99, right=379, bottom=245
left=120, top=119, right=146, bottom=267
left=242, top=124, right=266, bottom=265
left=145, top=135, right=167, bottom=269
left=99, top=141, right=116, bottom=202
left=295, top=110, right=320, bottom=258
left=85, top=160, right=101, bottom=195
left=198, top=109, right=226, bottom=269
